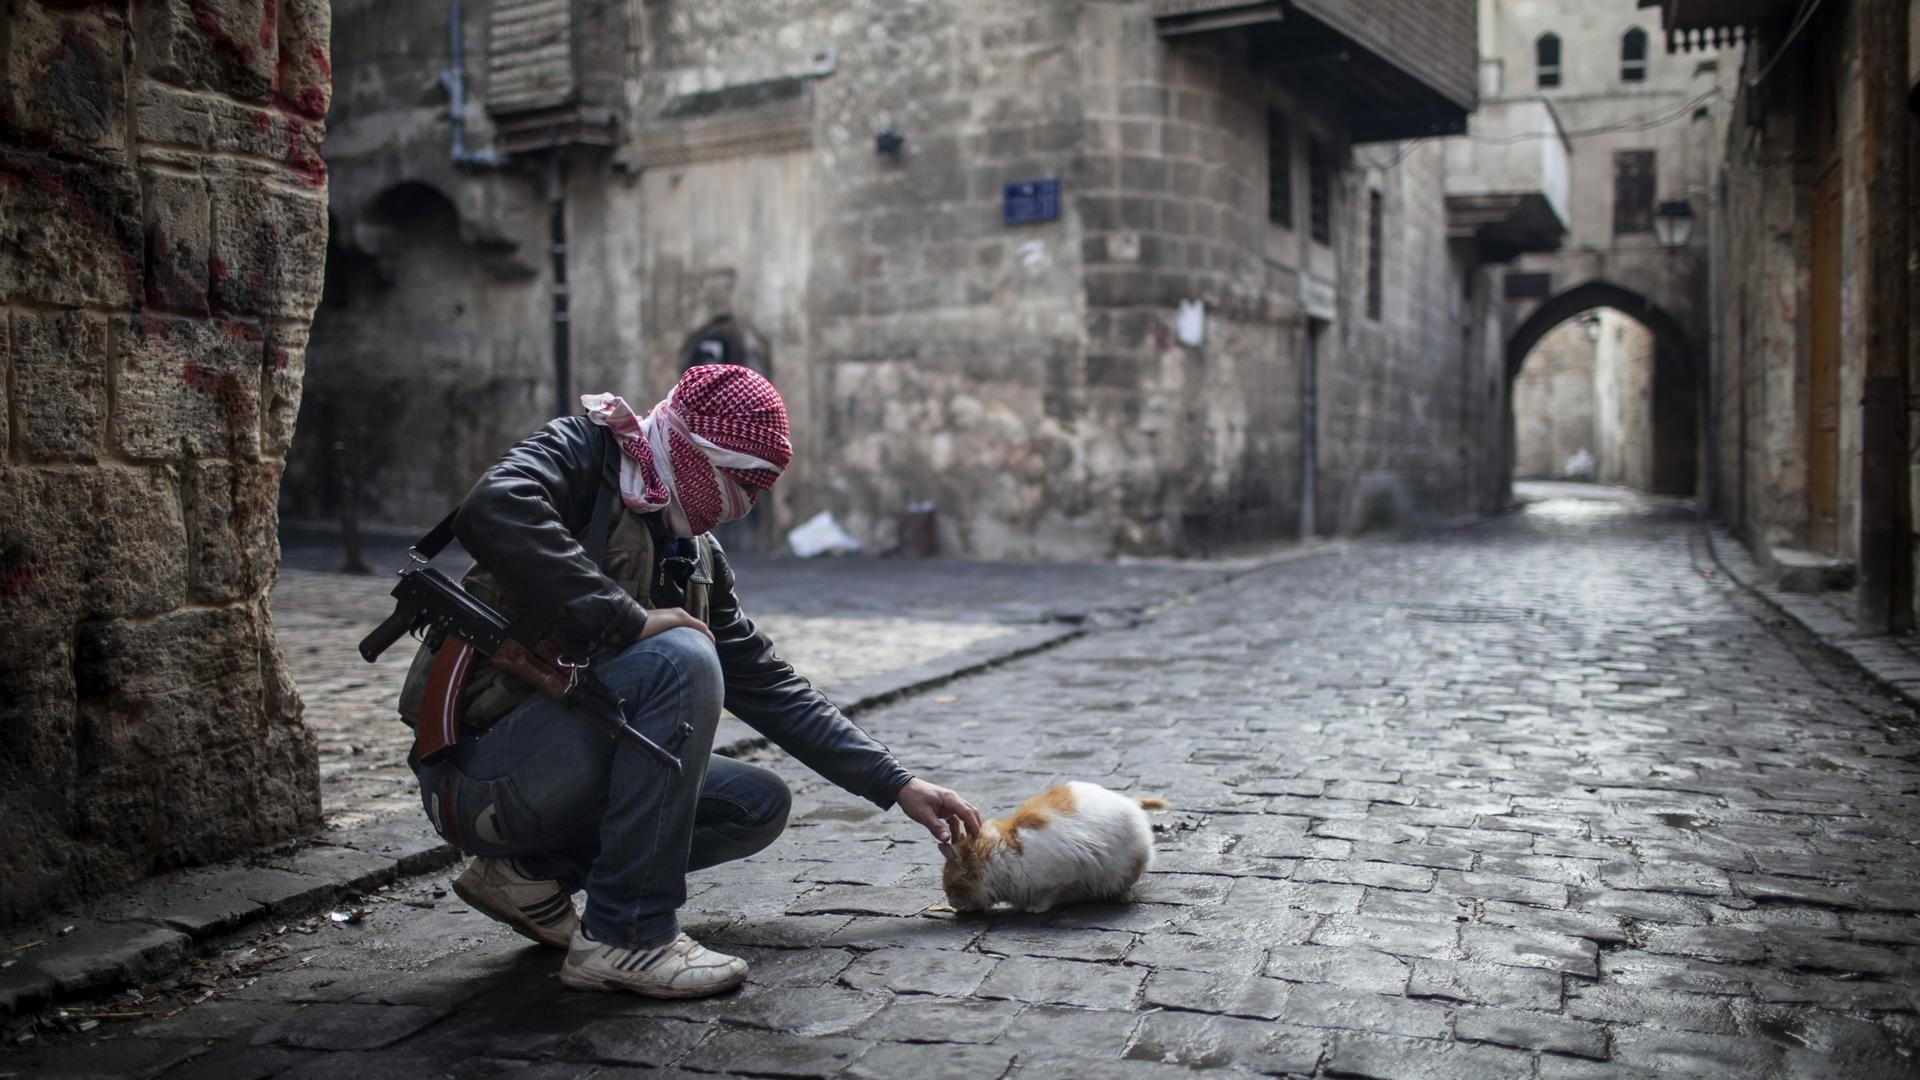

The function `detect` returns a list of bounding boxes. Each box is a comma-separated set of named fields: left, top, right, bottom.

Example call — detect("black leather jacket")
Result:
left=452, top=416, right=913, bottom=808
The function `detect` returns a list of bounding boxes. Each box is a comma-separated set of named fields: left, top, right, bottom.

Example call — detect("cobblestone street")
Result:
left=13, top=486, right=1920, bottom=1078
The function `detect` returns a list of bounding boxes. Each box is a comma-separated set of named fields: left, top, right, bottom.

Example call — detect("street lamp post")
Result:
left=1652, top=199, right=1696, bottom=249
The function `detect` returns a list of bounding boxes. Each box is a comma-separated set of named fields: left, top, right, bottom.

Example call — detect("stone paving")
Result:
left=9, top=486, right=1920, bottom=1078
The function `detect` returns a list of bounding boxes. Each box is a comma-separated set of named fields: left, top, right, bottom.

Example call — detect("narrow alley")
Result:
left=12, top=486, right=1916, bottom=1079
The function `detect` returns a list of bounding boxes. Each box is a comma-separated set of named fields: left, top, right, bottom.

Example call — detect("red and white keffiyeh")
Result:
left=582, top=365, right=794, bottom=537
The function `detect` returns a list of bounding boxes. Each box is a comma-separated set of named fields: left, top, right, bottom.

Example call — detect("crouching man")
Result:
left=396, top=364, right=979, bottom=998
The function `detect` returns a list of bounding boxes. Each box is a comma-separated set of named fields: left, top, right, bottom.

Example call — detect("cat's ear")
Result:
left=938, top=842, right=960, bottom=865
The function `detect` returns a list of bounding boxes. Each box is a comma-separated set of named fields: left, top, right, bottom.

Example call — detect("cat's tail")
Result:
left=1136, top=796, right=1171, bottom=810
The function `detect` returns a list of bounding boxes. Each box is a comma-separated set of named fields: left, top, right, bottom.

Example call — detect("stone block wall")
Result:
left=281, top=0, right=565, bottom=532
left=1512, top=320, right=1597, bottom=478
left=1317, top=138, right=1501, bottom=537
left=1594, top=314, right=1655, bottom=490
left=628, top=0, right=1503, bottom=556
left=637, top=0, right=1100, bottom=557
left=0, top=0, right=328, bottom=925
left=1075, top=21, right=1304, bottom=551
left=305, top=0, right=1499, bottom=560
left=1709, top=0, right=1915, bottom=628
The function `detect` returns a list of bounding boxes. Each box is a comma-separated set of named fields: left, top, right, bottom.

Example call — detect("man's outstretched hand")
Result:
left=896, top=778, right=982, bottom=844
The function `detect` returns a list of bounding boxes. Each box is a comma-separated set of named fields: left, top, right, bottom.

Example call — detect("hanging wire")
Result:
left=1747, top=0, right=1826, bottom=88
left=1355, top=83, right=1722, bottom=174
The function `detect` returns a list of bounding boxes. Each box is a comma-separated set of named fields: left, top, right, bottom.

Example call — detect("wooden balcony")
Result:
left=1154, top=1, right=1476, bottom=143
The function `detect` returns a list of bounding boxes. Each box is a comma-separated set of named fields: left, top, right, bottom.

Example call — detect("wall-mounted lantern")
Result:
left=1652, top=199, right=1696, bottom=249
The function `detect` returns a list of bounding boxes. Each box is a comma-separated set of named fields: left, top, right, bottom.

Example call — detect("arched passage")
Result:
left=283, top=179, right=550, bottom=528
left=1504, top=281, right=1704, bottom=497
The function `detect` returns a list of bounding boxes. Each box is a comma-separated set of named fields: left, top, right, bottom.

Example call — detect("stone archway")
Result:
left=1504, top=281, right=1704, bottom=497
left=1506, top=280, right=1696, bottom=381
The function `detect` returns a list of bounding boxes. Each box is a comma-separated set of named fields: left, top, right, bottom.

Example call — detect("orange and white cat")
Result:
left=939, top=782, right=1168, bottom=913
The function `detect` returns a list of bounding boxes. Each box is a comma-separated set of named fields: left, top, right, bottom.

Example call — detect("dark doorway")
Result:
left=1650, top=345, right=1699, bottom=495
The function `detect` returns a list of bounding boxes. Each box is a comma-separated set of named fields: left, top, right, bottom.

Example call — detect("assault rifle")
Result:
left=359, top=556, right=687, bottom=772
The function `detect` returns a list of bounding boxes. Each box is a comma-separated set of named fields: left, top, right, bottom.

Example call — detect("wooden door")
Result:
left=641, top=151, right=813, bottom=552
left=1808, top=176, right=1841, bottom=551
left=1807, top=46, right=1842, bottom=552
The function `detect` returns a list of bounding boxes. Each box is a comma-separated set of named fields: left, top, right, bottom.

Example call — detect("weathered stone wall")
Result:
left=0, top=0, right=329, bottom=924
left=281, top=0, right=566, bottom=529
left=634, top=0, right=1503, bottom=556
left=1710, top=0, right=1915, bottom=628
left=1317, top=139, right=1507, bottom=537
left=307, top=0, right=1499, bottom=559
left=1593, top=313, right=1655, bottom=490
left=1714, top=67, right=1807, bottom=551
left=1512, top=320, right=1597, bottom=478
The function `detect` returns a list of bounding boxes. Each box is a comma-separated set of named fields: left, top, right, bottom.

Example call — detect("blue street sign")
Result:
left=1003, top=179, right=1061, bottom=225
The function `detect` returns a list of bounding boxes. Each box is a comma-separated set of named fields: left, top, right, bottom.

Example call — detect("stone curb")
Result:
left=1703, top=524, right=1920, bottom=714
left=0, top=817, right=457, bottom=1017
left=1, top=539, right=1354, bottom=1017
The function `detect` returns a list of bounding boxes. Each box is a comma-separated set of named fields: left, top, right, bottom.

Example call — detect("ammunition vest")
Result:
left=396, top=508, right=712, bottom=731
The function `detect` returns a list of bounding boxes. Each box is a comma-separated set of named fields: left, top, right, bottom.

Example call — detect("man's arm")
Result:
left=706, top=541, right=917, bottom=809
left=452, top=416, right=649, bottom=651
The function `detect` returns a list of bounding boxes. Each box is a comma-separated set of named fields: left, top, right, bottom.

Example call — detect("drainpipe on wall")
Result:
left=1301, top=324, right=1319, bottom=540
left=548, top=147, right=571, bottom=418
left=444, top=1, right=506, bottom=169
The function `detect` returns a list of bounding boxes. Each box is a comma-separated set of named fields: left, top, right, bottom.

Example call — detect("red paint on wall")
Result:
left=308, top=44, right=332, bottom=79
left=214, top=318, right=263, bottom=346
left=143, top=225, right=211, bottom=314
left=282, top=116, right=326, bottom=186
left=0, top=153, right=143, bottom=306
left=289, top=86, right=326, bottom=119
left=189, top=0, right=256, bottom=65
left=182, top=360, right=257, bottom=420
left=0, top=539, right=40, bottom=598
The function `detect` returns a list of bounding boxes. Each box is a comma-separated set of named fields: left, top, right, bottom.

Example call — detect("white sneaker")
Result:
left=450, top=858, right=579, bottom=949
left=558, top=929, right=749, bottom=998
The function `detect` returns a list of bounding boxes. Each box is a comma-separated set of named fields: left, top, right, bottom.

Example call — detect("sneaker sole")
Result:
left=557, top=966, right=747, bottom=998
left=450, top=875, right=575, bottom=950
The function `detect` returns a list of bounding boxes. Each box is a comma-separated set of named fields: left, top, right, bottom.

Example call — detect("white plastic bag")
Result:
left=1176, top=299, right=1206, bottom=347
left=787, top=511, right=862, bottom=558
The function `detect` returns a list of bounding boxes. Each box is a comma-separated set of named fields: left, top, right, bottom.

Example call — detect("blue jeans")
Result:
left=413, top=628, right=791, bottom=947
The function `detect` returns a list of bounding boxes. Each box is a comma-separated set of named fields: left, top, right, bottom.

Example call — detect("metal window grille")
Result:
left=1366, top=190, right=1384, bottom=321
left=1267, top=108, right=1293, bottom=229
left=1613, top=149, right=1656, bottom=235
left=1308, top=137, right=1332, bottom=246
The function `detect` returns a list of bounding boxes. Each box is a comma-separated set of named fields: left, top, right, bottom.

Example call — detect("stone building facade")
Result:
left=1666, top=0, right=1917, bottom=633
left=295, top=0, right=1510, bottom=560
left=0, top=1, right=330, bottom=923
left=1474, top=0, right=1732, bottom=499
